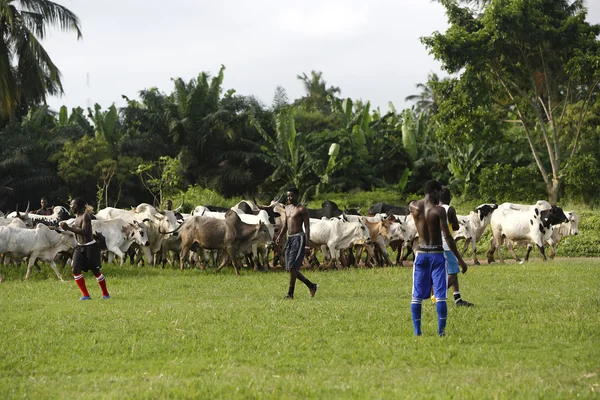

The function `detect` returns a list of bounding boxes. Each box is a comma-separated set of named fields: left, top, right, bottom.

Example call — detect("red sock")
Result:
left=94, top=272, right=109, bottom=297
left=73, top=274, right=90, bottom=297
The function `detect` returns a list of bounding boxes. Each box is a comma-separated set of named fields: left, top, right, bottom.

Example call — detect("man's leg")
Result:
left=296, top=271, right=317, bottom=296
left=411, top=299, right=423, bottom=336
left=72, top=251, right=90, bottom=300
left=448, top=273, right=474, bottom=307
left=93, top=270, right=109, bottom=298
left=411, top=253, right=430, bottom=336
left=286, top=269, right=297, bottom=298
left=432, top=254, right=448, bottom=336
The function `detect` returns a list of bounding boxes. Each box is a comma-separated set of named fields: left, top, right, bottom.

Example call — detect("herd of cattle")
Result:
left=0, top=198, right=579, bottom=281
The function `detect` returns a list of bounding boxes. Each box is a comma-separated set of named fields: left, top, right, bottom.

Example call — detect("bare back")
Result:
left=410, top=199, right=446, bottom=248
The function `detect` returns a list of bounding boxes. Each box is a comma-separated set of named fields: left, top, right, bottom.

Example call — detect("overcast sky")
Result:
left=43, top=0, right=600, bottom=114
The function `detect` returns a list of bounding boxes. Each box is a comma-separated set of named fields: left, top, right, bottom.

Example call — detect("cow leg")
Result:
left=48, top=261, right=64, bottom=281
left=505, top=240, right=520, bottom=262
left=524, top=244, right=533, bottom=262
left=538, top=245, right=547, bottom=261
left=25, top=254, right=38, bottom=280
left=470, top=239, right=480, bottom=265
left=487, top=238, right=496, bottom=264
left=549, top=244, right=556, bottom=260
left=376, top=238, right=391, bottom=266
left=364, top=244, right=376, bottom=268
left=260, top=246, right=269, bottom=271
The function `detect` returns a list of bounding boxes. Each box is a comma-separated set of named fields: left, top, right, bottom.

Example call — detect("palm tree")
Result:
left=405, top=73, right=444, bottom=116
left=0, top=0, right=82, bottom=119
left=295, top=70, right=341, bottom=114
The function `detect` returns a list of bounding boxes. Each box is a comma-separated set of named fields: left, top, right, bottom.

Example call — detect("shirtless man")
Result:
left=409, top=180, right=467, bottom=336
left=439, top=187, right=473, bottom=307
left=36, top=197, right=52, bottom=215
left=275, top=187, right=318, bottom=299
left=60, top=197, right=110, bottom=300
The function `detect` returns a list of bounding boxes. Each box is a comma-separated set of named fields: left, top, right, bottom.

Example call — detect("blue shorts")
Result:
left=445, top=250, right=460, bottom=275
left=412, top=252, right=447, bottom=300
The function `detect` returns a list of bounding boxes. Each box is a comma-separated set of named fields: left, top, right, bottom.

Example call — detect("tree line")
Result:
left=1, top=0, right=598, bottom=211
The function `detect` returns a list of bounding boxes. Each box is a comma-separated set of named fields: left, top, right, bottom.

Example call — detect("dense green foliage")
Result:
left=1, top=1, right=599, bottom=211
left=1, top=260, right=599, bottom=398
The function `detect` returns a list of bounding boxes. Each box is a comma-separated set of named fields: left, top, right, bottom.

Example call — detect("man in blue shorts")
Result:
left=440, top=187, right=473, bottom=307
left=409, top=180, right=467, bottom=336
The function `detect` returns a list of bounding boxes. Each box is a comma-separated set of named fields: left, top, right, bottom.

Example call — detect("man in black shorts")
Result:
left=60, top=197, right=110, bottom=300
left=275, top=187, right=318, bottom=299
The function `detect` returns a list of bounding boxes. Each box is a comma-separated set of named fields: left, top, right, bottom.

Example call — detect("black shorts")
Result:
left=285, top=234, right=305, bottom=272
left=72, top=243, right=102, bottom=274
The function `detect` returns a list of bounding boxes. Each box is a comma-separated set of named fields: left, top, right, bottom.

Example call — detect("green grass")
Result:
left=1, top=260, right=599, bottom=399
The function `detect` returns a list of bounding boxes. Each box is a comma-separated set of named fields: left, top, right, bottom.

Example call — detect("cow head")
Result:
left=476, top=203, right=498, bottom=221
left=343, top=206, right=362, bottom=216
left=540, top=206, right=568, bottom=229
left=257, top=205, right=281, bottom=224
left=254, top=220, right=273, bottom=244
left=565, top=212, right=579, bottom=235
left=129, top=221, right=151, bottom=246
left=54, top=206, right=71, bottom=221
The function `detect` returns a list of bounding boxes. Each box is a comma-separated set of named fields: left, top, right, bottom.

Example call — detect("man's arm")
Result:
left=447, top=206, right=460, bottom=231
left=61, top=214, right=92, bottom=237
left=301, top=206, right=310, bottom=249
left=276, top=211, right=288, bottom=245
left=439, top=210, right=468, bottom=273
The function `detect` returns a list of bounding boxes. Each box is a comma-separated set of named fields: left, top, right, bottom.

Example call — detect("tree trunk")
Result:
left=547, top=177, right=560, bottom=205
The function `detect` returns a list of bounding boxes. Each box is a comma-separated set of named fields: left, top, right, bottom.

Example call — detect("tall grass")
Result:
left=1, top=259, right=599, bottom=399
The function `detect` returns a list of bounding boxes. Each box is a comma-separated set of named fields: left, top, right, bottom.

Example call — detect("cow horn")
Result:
left=24, top=201, right=30, bottom=214
left=173, top=196, right=184, bottom=213
left=15, top=204, right=20, bottom=218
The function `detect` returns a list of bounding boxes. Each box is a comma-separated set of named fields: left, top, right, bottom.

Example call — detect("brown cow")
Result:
left=178, top=211, right=272, bottom=275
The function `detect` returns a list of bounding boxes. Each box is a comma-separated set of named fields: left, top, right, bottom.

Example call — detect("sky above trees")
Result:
left=42, top=0, right=599, bottom=113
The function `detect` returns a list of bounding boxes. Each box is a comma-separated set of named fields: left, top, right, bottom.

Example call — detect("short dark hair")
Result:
left=424, top=180, right=442, bottom=195
left=287, top=187, right=299, bottom=196
left=72, top=197, right=86, bottom=210
left=41, top=197, right=48, bottom=202
left=440, top=186, right=452, bottom=204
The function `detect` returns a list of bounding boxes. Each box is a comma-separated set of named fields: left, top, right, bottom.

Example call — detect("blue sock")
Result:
left=436, top=300, right=447, bottom=336
left=411, top=300, right=422, bottom=336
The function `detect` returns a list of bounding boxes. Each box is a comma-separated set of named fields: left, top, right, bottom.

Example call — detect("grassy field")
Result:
left=1, top=259, right=599, bottom=399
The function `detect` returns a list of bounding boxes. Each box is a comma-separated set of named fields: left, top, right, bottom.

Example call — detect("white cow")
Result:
left=342, top=214, right=403, bottom=266
left=91, top=219, right=150, bottom=265
left=487, top=202, right=568, bottom=263
left=7, top=205, right=71, bottom=227
left=388, top=214, right=418, bottom=266
left=525, top=211, right=579, bottom=260
left=96, top=204, right=180, bottom=266
left=308, top=218, right=370, bottom=269
left=453, top=203, right=498, bottom=265
left=0, top=224, right=77, bottom=280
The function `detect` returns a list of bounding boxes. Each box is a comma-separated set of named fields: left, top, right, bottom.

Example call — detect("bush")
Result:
left=308, top=189, right=410, bottom=210
left=478, top=164, right=546, bottom=204
left=562, top=154, right=600, bottom=205
left=181, top=186, right=240, bottom=212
